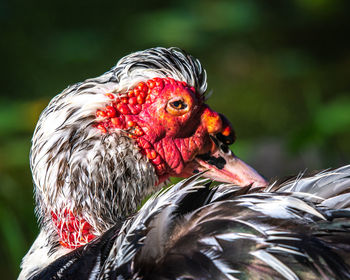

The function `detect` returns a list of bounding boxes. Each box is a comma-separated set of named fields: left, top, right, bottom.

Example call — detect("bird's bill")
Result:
left=181, top=148, right=267, bottom=188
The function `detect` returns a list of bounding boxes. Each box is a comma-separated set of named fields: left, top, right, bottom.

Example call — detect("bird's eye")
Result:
left=167, top=99, right=189, bottom=116
left=170, top=100, right=187, bottom=110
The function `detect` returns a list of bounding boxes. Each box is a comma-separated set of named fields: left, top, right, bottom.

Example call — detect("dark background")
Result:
left=1, top=0, right=350, bottom=278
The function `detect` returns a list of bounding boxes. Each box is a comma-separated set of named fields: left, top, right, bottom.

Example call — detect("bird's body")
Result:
left=28, top=166, right=350, bottom=280
left=19, top=47, right=350, bottom=280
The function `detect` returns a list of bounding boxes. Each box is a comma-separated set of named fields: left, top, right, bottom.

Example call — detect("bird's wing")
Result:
left=134, top=192, right=350, bottom=280
left=273, top=165, right=350, bottom=208
left=104, top=172, right=350, bottom=280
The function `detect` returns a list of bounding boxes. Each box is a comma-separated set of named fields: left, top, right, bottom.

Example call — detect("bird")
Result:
left=18, top=47, right=267, bottom=280
left=19, top=47, right=350, bottom=280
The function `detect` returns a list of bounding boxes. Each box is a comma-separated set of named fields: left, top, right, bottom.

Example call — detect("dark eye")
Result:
left=170, top=100, right=187, bottom=110
left=167, top=98, right=190, bottom=116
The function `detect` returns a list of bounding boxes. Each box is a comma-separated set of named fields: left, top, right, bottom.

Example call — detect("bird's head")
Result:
left=93, top=76, right=265, bottom=186
left=31, top=47, right=266, bottom=249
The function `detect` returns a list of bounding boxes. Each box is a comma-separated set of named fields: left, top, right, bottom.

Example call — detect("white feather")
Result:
left=251, top=250, right=299, bottom=280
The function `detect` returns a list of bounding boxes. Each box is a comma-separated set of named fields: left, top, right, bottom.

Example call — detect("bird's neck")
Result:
left=30, top=84, right=162, bottom=249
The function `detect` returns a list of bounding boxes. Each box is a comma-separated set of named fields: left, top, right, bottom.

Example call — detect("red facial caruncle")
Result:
left=94, top=77, right=204, bottom=178
left=95, top=79, right=153, bottom=136
left=94, top=77, right=235, bottom=186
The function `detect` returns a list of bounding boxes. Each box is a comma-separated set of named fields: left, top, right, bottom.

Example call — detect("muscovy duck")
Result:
left=19, top=47, right=267, bottom=279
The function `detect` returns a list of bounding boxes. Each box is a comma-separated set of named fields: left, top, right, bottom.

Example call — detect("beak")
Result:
left=194, top=146, right=267, bottom=188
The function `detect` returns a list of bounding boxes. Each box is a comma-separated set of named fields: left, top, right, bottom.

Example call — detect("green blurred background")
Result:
left=1, top=0, right=350, bottom=278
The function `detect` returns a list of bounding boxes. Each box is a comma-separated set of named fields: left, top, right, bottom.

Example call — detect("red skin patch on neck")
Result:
left=51, top=209, right=95, bottom=249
